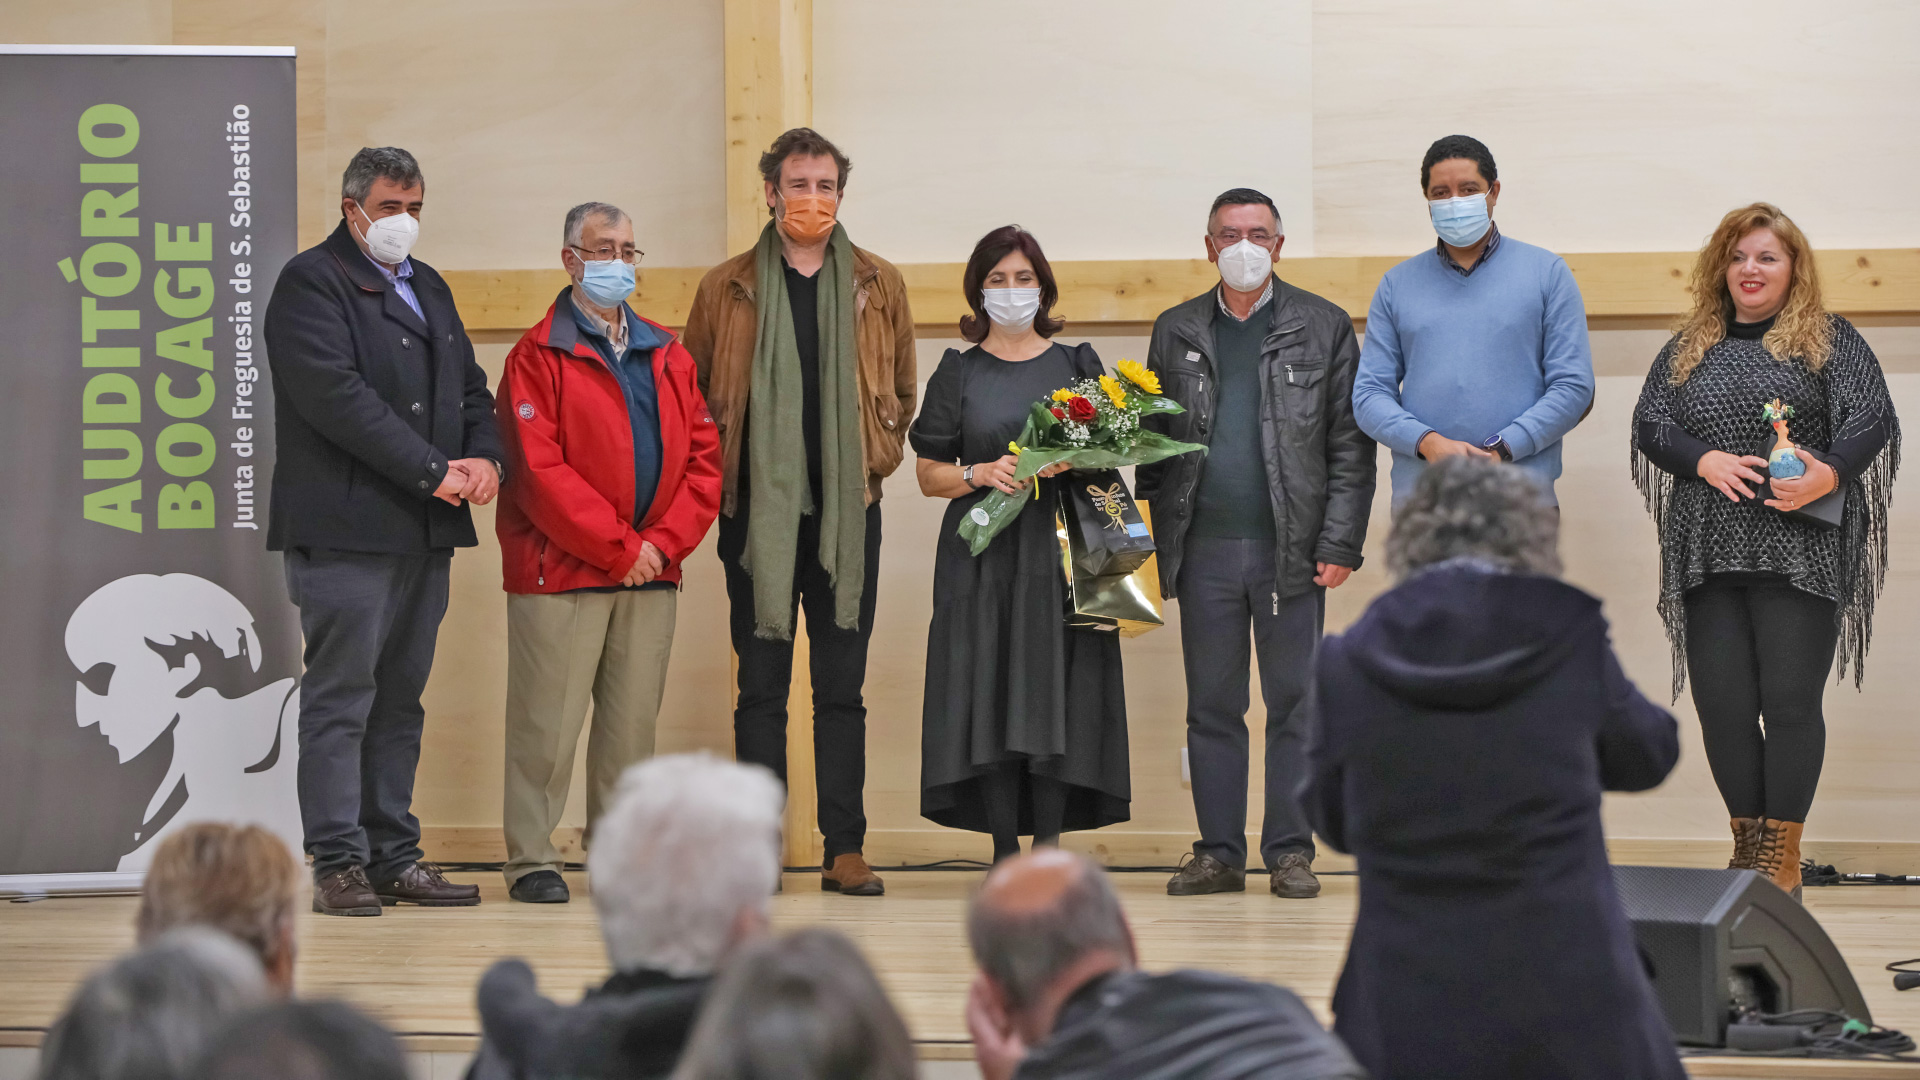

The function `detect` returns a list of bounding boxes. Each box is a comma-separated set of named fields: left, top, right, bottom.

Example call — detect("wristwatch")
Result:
left=1482, top=435, right=1514, bottom=462
left=963, top=464, right=977, bottom=488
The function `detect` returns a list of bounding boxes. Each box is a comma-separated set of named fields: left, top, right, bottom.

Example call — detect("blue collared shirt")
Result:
left=363, top=250, right=424, bottom=321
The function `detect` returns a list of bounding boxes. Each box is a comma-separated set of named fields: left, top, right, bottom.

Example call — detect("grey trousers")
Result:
left=502, top=588, right=677, bottom=883
left=282, top=548, right=450, bottom=883
left=1176, top=536, right=1324, bottom=871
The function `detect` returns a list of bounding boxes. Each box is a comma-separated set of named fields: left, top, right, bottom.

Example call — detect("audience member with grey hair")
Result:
left=671, top=929, right=916, bottom=1080
left=1385, top=452, right=1561, bottom=579
left=965, top=850, right=1363, bottom=1080
left=466, top=753, right=783, bottom=1080
left=37, top=927, right=269, bottom=1080
left=1304, top=457, right=1685, bottom=1079
left=198, top=1000, right=408, bottom=1080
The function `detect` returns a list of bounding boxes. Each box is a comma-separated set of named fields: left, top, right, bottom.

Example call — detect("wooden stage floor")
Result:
left=3, top=869, right=1918, bottom=1077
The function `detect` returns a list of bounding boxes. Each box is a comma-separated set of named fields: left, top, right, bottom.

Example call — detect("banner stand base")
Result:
left=0, top=872, right=143, bottom=897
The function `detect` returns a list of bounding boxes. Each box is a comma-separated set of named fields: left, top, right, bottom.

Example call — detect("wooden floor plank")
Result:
left=3, top=869, right=1916, bottom=1076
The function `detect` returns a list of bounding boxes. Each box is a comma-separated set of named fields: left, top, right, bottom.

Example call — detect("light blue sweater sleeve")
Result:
left=1352, top=272, right=1434, bottom=458
left=1494, top=257, right=1595, bottom=461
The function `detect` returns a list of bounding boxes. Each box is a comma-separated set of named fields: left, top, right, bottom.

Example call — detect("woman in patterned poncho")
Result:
left=1632, top=203, right=1898, bottom=899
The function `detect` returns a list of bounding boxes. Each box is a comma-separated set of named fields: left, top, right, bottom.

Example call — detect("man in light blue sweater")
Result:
left=1353, top=135, right=1594, bottom=506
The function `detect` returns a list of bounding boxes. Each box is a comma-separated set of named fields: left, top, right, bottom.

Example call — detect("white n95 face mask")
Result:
left=982, top=287, right=1042, bottom=332
left=1215, top=239, right=1274, bottom=293
left=354, top=203, right=419, bottom=264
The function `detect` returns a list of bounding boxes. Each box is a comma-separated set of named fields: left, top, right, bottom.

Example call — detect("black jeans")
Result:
left=1177, top=536, right=1323, bottom=871
left=1685, top=578, right=1837, bottom=823
left=282, top=548, right=450, bottom=882
left=719, top=488, right=881, bottom=864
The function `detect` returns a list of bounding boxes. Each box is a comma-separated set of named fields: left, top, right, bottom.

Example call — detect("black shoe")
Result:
left=508, top=869, right=570, bottom=904
left=1167, top=853, right=1246, bottom=895
left=1269, top=852, right=1321, bottom=899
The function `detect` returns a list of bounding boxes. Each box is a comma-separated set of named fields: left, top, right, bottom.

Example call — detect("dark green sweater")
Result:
left=1191, top=307, right=1276, bottom=540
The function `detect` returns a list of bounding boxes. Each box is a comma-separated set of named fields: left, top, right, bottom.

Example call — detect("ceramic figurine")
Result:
left=1762, top=398, right=1806, bottom=479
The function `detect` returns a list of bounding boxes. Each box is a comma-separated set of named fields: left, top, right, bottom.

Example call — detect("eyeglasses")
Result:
left=1212, top=229, right=1277, bottom=247
left=569, top=243, right=644, bottom=266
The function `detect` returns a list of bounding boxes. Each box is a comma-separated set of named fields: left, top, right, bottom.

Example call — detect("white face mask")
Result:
left=982, top=287, right=1042, bottom=332
left=353, top=202, right=419, bottom=264
left=1215, top=238, right=1274, bottom=293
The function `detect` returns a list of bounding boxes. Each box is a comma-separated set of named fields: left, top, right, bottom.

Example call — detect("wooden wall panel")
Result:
left=442, top=249, right=1920, bottom=334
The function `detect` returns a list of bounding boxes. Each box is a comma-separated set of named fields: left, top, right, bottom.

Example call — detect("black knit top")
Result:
left=1630, top=314, right=1899, bottom=696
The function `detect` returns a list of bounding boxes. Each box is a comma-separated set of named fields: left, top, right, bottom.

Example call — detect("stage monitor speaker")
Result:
left=1612, top=865, right=1870, bottom=1047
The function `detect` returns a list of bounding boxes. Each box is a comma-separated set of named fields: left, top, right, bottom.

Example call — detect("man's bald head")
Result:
left=967, top=851, right=1133, bottom=1011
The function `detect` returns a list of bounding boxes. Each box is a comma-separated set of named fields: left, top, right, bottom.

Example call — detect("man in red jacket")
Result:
left=494, top=202, right=721, bottom=904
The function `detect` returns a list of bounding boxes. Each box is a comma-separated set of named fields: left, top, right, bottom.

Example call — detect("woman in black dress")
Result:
left=910, top=226, right=1130, bottom=861
left=1631, top=203, right=1898, bottom=897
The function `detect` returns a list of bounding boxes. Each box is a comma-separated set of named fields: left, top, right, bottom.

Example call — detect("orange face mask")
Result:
left=777, top=192, right=838, bottom=244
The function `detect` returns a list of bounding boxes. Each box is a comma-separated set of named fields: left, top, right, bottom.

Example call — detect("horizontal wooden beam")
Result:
left=442, top=248, right=1920, bottom=334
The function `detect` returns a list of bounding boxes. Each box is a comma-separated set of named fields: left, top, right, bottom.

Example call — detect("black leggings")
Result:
left=1684, top=579, right=1837, bottom=823
left=981, top=761, right=1066, bottom=862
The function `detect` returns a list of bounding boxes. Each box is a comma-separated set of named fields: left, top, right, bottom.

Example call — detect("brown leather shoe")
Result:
left=821, top=853, right=884, bottom=896
left=313, top=866, right=382, bottom=917
left=1167, top=853, right=1246, bottom=895
left=1269, top=852, right=1322, bottom=899
left=1728, top=817, right=1764, bottom=870
left=1754, top=819, right=1805, bottom=902
left=372, top=861, right=481, bottom=907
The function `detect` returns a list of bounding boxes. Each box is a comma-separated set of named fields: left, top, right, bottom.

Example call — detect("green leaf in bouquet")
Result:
left=1136, top=395, right=1187, bottom=417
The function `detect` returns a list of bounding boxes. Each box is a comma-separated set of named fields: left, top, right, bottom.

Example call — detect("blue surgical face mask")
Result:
left=575, top=257, right=635, bottom=308
left=1428, top=192, right=1492, bottom=248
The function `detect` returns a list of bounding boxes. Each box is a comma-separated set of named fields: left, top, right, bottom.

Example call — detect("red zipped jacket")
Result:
left=495, top=291, right=720, bottom=592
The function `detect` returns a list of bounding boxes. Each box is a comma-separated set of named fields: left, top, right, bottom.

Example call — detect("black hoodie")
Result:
left=1302, top=563, right=1685, bottom=1080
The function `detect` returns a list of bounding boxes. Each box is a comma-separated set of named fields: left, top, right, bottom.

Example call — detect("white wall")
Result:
left=1313, top=0, right=1920, bottom=254
left=815, top=0, right=1317, bottom=261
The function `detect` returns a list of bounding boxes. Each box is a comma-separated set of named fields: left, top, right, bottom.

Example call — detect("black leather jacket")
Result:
left=1137, top=277, right=1376, bottom=599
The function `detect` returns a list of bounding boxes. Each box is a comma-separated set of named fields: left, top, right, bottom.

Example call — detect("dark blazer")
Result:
left=1303, top=564, right=1685, bottom=1080
left=1137, top=277, right=1376, bottom=600
left=263, top=220, right=501, bottom=552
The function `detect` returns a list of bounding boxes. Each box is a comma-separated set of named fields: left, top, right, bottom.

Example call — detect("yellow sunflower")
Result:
left=1116, top=359, right=1161, bottom=395
left=1098, top=374, right=1128, bottom=409
left=1050, top=388, right=1076, bottom=404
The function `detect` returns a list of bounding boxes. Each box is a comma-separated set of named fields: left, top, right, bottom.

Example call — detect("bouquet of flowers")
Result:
left=957, top=359, right=1206, bottom=555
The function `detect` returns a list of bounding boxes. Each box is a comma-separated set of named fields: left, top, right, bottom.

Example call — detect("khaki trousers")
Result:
left=503, top=588, right=677, bottom=883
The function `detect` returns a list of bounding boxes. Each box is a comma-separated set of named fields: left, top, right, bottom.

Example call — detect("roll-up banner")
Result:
left=0, top=46, right=300, bottom=894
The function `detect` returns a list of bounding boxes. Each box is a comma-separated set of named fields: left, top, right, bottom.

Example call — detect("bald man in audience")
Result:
left=964, top=850, right=1364, bottom=1080
left=137, top=823, right=306, bottom=996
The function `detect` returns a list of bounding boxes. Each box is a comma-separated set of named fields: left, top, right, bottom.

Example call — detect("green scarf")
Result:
left=741, top=221, right=867, bottom=640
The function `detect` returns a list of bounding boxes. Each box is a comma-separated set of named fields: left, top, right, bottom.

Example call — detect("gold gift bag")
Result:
left=1055, top=499, right=1164, bottom=638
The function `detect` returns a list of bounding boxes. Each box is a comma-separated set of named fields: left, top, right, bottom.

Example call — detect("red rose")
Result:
left=1050, top=406, right=1067, bottom=421
left=1067, top=396, right=1097, bottom=423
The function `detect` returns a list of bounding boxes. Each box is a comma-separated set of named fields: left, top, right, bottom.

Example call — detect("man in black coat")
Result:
left=965, top=850, right=1364, bottom=1080
left=263, top=146, right=502, bottom=916
left=1140, top=188, right=1376, bottom=900
left=1303, top=459, right=1685, bottom=1079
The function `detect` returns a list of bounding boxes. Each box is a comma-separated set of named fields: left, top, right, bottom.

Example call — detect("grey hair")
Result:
left=1386, top=457, right=1562, bottom=580
left=588, top=752, right=784, bottom=977
left=340, top=147, right=422, bottom=203
left=564, top=201, right=629, bottom=248
left=671, top=929, right=918, bottom=1080
left=38, top=927, right=269, bottom=1080
left=966, top=853, right=1131, bottom=1012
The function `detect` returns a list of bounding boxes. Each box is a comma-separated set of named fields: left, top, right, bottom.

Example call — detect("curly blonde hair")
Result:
left=1669, top=203, right=1829, bottom=385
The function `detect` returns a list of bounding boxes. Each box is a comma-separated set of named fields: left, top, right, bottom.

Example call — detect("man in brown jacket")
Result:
left=683, top=127, right=915, bottom=896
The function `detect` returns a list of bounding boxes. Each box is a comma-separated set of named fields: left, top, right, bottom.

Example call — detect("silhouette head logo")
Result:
left=66, top=574, right=266, bottom=762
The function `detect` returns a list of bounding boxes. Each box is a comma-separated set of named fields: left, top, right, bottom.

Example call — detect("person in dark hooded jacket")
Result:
left=1303, top=458, right=1685, bottom=1080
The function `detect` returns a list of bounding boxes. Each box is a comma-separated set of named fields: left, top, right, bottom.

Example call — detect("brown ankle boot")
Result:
left=821, top=853, right=884, bottom=896
left=1753, top=819, right=1805, bottom=901
left=1727, top=818, right=1763, bottom=869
